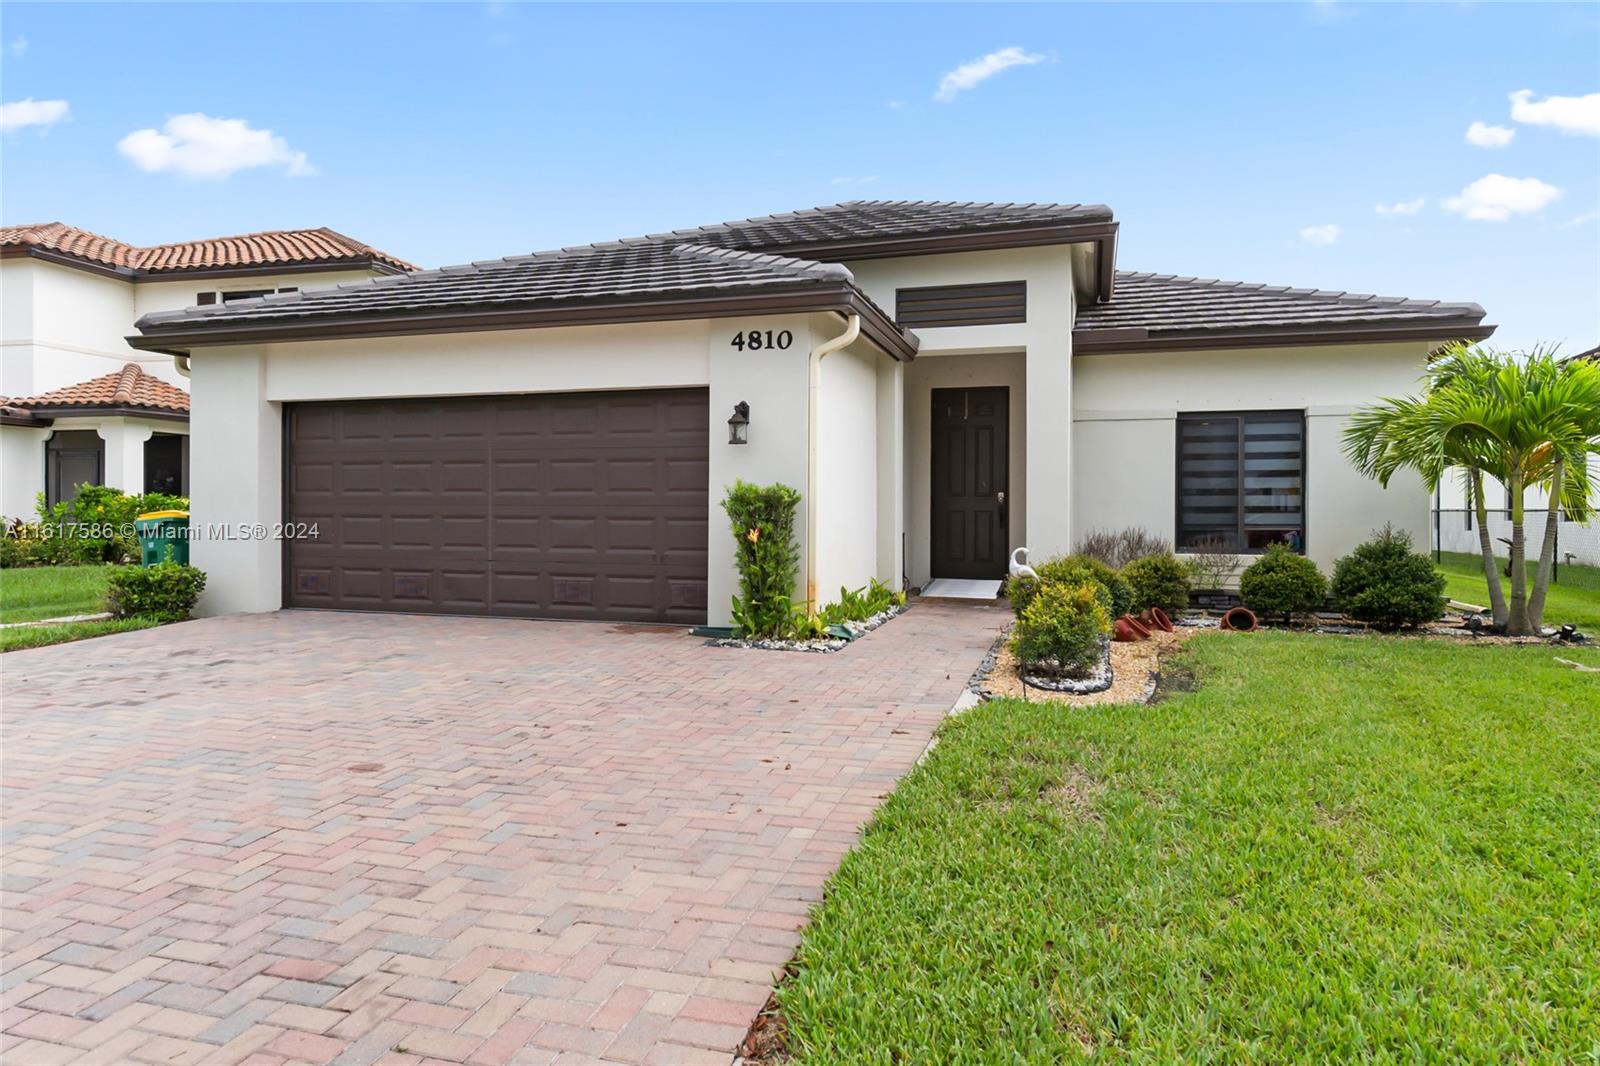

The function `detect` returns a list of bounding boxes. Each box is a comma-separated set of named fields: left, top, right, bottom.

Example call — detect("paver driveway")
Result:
left=1, top=603, right=1007, bottom=1065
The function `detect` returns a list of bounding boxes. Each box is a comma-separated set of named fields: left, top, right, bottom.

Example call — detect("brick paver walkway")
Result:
left=1, top=603, right=1006, bottom=1065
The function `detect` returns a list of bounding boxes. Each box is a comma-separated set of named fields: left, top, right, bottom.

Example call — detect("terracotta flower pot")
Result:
left=1139, top=607, right=1175, bottom=632
left=1220, top=606, right=1258, bottom=632
left=1114, top=615, right=1152, bottom=642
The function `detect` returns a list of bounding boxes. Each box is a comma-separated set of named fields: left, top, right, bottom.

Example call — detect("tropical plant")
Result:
left=1343, top=344, right=1600, bottom=635
left=1074, top=527, right=1171, bottom=569
left=1332, top=525, right=1447, bottom=631
left=1240, top=543, right=1328, bottom=624
left=723, top=480, right=803, bottom=639
left=1121, top=552, right=1193, bottom=613
left=1012, top=581, right=1111, bottom=679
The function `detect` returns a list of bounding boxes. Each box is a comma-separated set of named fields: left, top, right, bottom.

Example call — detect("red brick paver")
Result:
left=1, top=604, right=1005, bottom=1064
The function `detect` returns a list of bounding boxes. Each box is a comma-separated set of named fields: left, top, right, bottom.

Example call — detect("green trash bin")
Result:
left=135, top=510, right=190, bottom=566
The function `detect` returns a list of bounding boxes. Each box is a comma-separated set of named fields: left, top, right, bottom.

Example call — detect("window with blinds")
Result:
left=1177, top=411, right=1306, bottom=553
left=895, top=281, right=1026, bottom=328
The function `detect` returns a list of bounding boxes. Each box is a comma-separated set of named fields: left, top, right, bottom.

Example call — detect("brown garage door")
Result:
left=283, top=388, right=709, bottom=624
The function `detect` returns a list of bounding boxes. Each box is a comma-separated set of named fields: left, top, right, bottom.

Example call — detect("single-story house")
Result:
left=129, top=200, right=1494, bottom=624
left=0, top=222, right=414, bottom=517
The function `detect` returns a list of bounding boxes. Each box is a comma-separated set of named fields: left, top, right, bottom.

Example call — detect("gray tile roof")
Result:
left=131, top=200, right=1490, bottom=356
left=1075, top=270, right=1489, bottom=337
left=647, top=199, right=1112, bottom=252
left=137, top=242, right=860, bottom=330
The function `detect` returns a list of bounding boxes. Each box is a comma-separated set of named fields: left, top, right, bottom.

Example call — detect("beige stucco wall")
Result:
left=1, top=424, right=50, bottom=519
left=814, top=340, right=884, bottom=602
left=190, top=313, right=900, bottom=623
left=0, top=259, right=388, bottom=399
left=846, top=246, right=1078, bottom=581
left=1071, top=341, right=1435, bottom=575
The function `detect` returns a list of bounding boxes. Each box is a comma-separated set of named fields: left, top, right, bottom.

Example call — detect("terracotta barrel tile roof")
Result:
left=0, top=222, right=416, bottom=275
left=4, top=363, right=190, bottom=415
left=0, top=222, right=139, bottom=268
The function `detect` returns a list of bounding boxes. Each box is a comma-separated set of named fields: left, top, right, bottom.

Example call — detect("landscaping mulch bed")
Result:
left=976, top=626, right=1193, bottom=707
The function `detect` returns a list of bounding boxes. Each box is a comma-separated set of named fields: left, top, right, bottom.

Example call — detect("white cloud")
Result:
left=1465, top=121, right=1515, bottom=148
left=1374, top=198, right=1424, bottom=217
left=934, top=47, right=1045, bottom=103
left=886, top=100, right=906, bottom=111
left=8, top=36, right=26, bottom=57
left=1442, top=174, right=1562, bottom=221
left=1, top=97, right=69, bottom=133
left=829, top=175, right=879, bottom=187
left=1299, top=223, right=1341, bottom=245
left=1509, top=89, right=1600, bottom=137
left=1559, top=209, right=1599, bottom=229
left=117, top=113, right=315, bottom=180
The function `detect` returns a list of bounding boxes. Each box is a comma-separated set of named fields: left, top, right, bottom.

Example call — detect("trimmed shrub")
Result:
left=722, top=480, right=802, bottom=639
left=1332, top=526, right=1446, bottom=631
left=35, top=485, right=189, bottom=565
left=1122, top=551, right=1193, bottom=613
left=1240, top=543, right=1328, bottom=623
left=1075, top=527, right=1172, bottom=569
left=105, top=563, right=207, bottom=622
left=1012, top=581, right=1112, bottom=679
left=1005, top=554, right=1132, bottom=619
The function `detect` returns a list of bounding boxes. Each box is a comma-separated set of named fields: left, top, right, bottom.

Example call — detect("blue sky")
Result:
left=3, top=2, right=1597, bottom=353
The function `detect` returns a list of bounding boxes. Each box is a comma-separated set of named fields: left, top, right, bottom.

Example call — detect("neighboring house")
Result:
left=0, top=223, right=415, bottom=518
left=130, top=200, right=1493, bottom=624
left=1435, top=341, right=1600, bottom=566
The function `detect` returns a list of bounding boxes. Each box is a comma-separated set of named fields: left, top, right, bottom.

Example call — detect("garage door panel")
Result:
left=285, top=389, right=708, bottom=623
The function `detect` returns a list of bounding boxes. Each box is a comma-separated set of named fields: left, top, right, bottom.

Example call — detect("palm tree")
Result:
left=1343, top=344, right=1600, bottom=636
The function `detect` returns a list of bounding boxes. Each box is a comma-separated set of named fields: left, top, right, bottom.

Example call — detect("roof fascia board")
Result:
left=1072, top=321, right=1497, bottom=354
left=11, top=404, right=188, bottom=422
left=131, top=284, right=921, bottom=362
left=1, top=412, right=53, bottom=427
left=770, top=220, right=1119, bottom=263
left=2, top=245, right=133, bottom=280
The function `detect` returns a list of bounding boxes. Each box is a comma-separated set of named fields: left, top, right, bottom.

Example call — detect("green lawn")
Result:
left=778, top=633, right=1600, bottom=1063
left=0, top=617, right=161, bottom=652
left=1436, top=550, right=1600, bottom=630
left=0, top=564, right=116, bottom=622
left=0, top=564, right=156, bottom=652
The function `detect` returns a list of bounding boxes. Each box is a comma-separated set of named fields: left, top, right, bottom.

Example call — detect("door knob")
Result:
left=996, top=491, right=1007, bottom=525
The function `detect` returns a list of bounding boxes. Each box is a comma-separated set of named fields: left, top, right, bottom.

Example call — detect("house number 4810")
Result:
left=729, top=329, right=793, bottom=351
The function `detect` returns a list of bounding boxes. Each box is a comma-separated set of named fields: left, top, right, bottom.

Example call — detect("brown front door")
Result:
left=283, top=388, right=709, bottom=624
left=931, top=387, right=1009, bottom=580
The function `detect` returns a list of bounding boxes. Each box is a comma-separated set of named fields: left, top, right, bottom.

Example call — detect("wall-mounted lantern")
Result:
left=728, top=401, right=750, bottom=445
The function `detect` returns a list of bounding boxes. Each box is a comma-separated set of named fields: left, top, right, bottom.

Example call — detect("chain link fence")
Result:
left=1431, top=509, right=1600, bottom=579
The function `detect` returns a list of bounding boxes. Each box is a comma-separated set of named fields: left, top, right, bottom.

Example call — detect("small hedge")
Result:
left=106, top=563, right=207, bottom=623
left=1240, top=544, right=1328, bottom=623
left=1013, top=581, right=1111, bottom=679
left=723, top=480, right=802, bottom=639
left=1006, top=554, right=1132, bottom=619
left=1122, top=552, right=1192, bottom=613
left=1332, top=526, right=1446, bottom=631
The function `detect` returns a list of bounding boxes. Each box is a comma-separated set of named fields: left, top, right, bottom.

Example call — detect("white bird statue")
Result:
left=1008, top=546, right=1038, bottom=582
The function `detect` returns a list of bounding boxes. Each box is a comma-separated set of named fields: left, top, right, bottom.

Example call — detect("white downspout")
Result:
left=806, top=312, right=861, bottom=608
left=173, top=354, right=191, bottom=378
